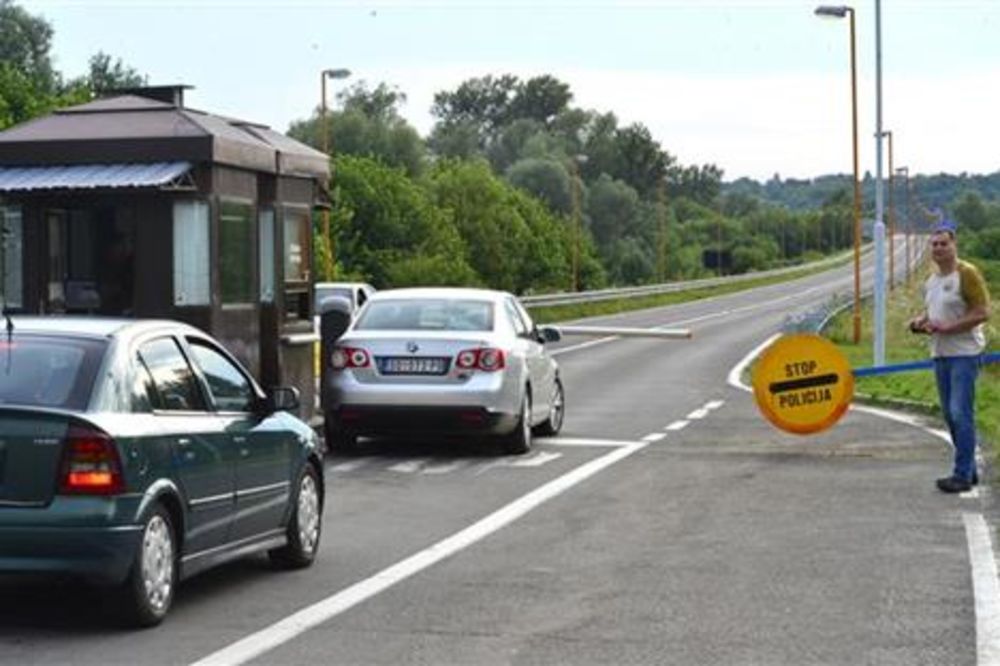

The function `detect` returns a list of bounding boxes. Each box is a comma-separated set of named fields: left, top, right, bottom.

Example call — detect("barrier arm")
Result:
left=553, top=325, right=692, bottom=340
left=852, top=351, right=1000, bottom=378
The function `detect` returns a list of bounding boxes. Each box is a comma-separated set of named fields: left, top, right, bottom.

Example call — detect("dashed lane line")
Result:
left=665, top=420, right=689, bottom=431
left=687, top=408, right=709, bottom=420
left=642, top=432, right=667, bottom=443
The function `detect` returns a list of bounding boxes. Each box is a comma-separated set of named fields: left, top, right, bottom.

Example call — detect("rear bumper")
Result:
left=329, top=405, right=519, bottom=437
left=0, top=525, right=142, bottom=584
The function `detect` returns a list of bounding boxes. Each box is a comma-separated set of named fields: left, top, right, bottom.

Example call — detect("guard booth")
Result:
left=0, top=85, right=329, bottom=420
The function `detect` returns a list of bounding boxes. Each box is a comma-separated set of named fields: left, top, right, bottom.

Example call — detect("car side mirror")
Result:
left=264, top=386, right=300, bottom=413
left=537, top=326, right=561, bottom=344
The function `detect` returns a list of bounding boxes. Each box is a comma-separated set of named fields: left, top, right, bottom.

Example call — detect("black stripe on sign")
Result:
left=768, top=373, right=839, bottom=394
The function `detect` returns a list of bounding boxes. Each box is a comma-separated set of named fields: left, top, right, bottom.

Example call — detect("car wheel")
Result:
left=502, top=389, right=532, bottom=455
left=324, top=418, right=358, bottom=455
left=118, top=504, right=176, bottom=628
left=269, top=464, right=323, bottom=569
left=535, top=377, right=565, bottom=436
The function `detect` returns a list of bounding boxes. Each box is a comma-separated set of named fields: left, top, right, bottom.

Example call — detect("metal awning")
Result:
left=0, top=161, right=194, bottom=192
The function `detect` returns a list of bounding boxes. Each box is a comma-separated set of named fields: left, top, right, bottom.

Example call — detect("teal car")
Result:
left=0, top=317, right=324, bottom=626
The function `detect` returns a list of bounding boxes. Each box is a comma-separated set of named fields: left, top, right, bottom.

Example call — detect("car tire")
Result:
left=534, top=377, right=565, bottom=436
left=269, top=464, right=323, bottom=569
left=502, top=389, right=533, bottom=455
left=324, top=418, right=358, bottom=455
left=118, top=504, right=177, bottom=628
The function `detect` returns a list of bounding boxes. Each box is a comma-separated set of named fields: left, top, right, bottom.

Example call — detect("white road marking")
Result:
left=730, top=334, right=1000, bottom=666
left=686, top=408, right=709, bottom=420
left=190, top=440, right=649, bottom=666
left=504, top=451, right=563, bottom=467
left=328, top=458, right=374, bottom=473
left=537, top=437, right=638, bottom=448
left=965, top=513, right=1000, bottom=666
left=642, top=432, right=667, bottom=442
left=421, top=461, right=464, bottom=475
left=550, top=337, right=618, bottom=356
left=388, top=459, right=431, bottom=474
left=705, top=400, right=725, bottom=410
left=665, top=420, right=689, bottom=431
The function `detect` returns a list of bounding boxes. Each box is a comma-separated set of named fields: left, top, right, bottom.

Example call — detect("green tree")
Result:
left=83, top=51, right=146, bottom=92
left=505, top=157, right=573, bottom=215
left=288, top=81, right=426, bottom=177
left=0, top=0, right=56, bottom=92
left=329, top=155, right=475, bottom=287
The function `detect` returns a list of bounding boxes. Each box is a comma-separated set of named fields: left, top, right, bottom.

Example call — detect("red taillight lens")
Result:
left=455, top=348, right=506, bottom=372
left=331, top=346, right=370, bottom=370
left=59, top=426, right=125, bottom=496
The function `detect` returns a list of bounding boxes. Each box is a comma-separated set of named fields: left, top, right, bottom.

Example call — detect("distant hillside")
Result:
left=723, top=171, right=1000, bottom=213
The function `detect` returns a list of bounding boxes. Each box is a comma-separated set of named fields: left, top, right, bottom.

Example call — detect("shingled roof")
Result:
left=0, top=87, right=328, bottom=181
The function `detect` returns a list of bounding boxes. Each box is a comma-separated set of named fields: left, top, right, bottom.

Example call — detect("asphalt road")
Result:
left=2, top=241, right=996, bottom=666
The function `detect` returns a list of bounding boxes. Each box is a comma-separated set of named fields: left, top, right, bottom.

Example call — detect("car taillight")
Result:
left=59, top=426, right=125, bottom=496
left=331, top=346, right=370, bottom=370
left=455, top=347, right=506, bottom=372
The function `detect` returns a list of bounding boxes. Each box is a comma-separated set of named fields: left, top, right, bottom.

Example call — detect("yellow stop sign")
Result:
left=751, top=333, right=854, bottom=435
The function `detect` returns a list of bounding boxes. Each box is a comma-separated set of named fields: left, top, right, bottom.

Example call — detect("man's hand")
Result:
left=908, top=314, right=930, bottom=334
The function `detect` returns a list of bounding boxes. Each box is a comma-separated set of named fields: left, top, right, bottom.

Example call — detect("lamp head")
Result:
left=814, top=5, right=851, bottom=18
left=324, top=68, right=352, bottom=79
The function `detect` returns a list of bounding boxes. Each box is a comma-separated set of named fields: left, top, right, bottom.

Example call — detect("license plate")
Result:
left=378, top=356, right=449, bottom=375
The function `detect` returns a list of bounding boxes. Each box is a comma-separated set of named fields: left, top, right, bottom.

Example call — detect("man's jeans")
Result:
left=933, top=355, right=980, bottom=482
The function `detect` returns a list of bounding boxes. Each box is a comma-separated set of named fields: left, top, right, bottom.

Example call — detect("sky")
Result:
left=17, top=0, right=1000, bottom=182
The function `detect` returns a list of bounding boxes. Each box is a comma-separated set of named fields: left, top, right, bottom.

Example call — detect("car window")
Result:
left=356, top=288, right=369, bottom=308
left=504, top=298, right=529, bottom=336
left=0, top=335, right=104, bottom=410
left=137, top=337, right=206, bottom=412
left=131, top=354, right=156, bottom=412
left=355, top=298, right=494, bottom=331
left=187, top=340, right=255, bottom=412
left=513, top=298, right=536, bottom=333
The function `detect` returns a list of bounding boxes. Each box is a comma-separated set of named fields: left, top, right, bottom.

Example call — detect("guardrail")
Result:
left=521, top=249, right=862, bottom=308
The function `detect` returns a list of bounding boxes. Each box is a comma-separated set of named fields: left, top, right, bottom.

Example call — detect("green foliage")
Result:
left=288, top=82, right=426, bottom=177
left=329, top=156, right=476, bottom=288
left=505, top=157, right=573, bottom=215
left=0, top=0, right=56, bottom=93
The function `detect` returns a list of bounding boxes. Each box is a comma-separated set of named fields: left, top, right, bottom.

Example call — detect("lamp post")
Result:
left=895, top=166, right=910, bottom=282
left=883, top=130, right=895, bottom=290
left=320, top=67, right=351, bottom=278
left=568, top=154, right=588, bottom=291
left=815, top=4, right=862, bottom=345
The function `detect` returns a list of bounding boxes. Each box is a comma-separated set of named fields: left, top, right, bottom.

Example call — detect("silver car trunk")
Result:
left=338, top=331, right=498, bottom=385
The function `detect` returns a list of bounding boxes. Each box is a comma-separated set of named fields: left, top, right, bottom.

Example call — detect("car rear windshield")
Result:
left=0, top=335, right=106, bottom=410
left=354, top=299, right=495, bottom=331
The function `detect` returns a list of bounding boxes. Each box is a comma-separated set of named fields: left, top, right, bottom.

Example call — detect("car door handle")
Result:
left=177, top=437, right=191, bottom=446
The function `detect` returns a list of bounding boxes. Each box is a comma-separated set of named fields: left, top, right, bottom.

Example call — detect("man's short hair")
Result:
left=932, top=219, right=957, bottom=238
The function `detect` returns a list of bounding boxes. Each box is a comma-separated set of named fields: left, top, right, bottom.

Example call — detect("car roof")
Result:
left=315, top=282, right=373, bottom=290
left=6, top=316, right=205, bottom=341
left=367, top=287, right=510, bottom=303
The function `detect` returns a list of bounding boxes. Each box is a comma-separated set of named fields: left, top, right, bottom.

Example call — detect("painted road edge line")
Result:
left=965, top=513, right=1000, bottom=666
left=730, top=334, right=1000, bottom=666
left=190, top=440, right=649, bottom=666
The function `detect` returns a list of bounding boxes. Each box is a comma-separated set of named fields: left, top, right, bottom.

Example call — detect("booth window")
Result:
left=219, top=200, right=254, bottom=305
left=173, top=201, right=210, bottom=306
left=282, top=206, right=311, bottom=322
left=258, top=207, right=275, bottom=303
left=0, top=206, right=23, bottom=309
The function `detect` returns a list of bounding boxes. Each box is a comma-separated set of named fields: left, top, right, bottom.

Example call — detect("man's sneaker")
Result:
left=937, top=476, right=973, bottom=494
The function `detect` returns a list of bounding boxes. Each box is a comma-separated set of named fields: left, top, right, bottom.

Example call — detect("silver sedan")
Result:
left=322, top=287, right=565, bottom=454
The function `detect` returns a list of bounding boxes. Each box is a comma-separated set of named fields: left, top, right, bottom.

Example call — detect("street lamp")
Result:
left=568, top=154, right=588, bottom=291
left=320, top=67, right=351, bottom=278
left=896, top=166, right=910, bottom=282
left=815, top=4, right=862, bottom=344
left=883, top=130, right=895, bottom=290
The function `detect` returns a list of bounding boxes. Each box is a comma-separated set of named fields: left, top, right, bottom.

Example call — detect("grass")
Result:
left=527, top=256, right=851, bottom=324
left=825, top=257, right=1000, bottom=462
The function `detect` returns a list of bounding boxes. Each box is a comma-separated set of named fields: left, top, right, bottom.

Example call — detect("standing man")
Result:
left=909, top=221, right=991, bottom=493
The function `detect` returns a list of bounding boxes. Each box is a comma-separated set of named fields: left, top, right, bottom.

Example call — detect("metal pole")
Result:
left=320, top=72, right=331, bottom=279
left=886, top=131, right=894, bottom=290
left=873, top=0, right=887, bottom=366
left=849, top=8, right=862, bottom=345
